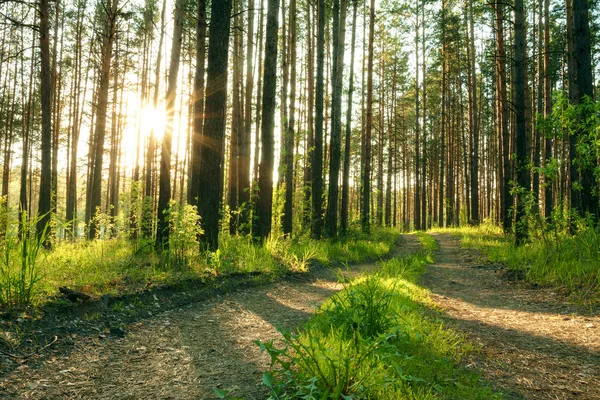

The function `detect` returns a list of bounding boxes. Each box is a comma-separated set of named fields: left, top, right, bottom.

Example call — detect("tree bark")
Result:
left=88, top=0, right=119, bottom=239
left=155, top=0, right=184, bottom=250
left=256, top=0, right=280, bottom=240
left=189, top=0, right=206, bottom=205
left=197, top=0, right=232, bottom=250
left=341, top=0, right=358, bottom=233
left=514, top=0, right=529, bottom=244
left=282, top=0, right=297, bottom=236
left=361, top=0, right=375, bottom=233
left=311, top=0, right=325, bottom=238
left=36, top=0, right=53, bottom=243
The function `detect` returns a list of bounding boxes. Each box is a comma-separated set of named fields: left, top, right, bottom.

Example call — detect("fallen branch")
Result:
left=59, top=287, right=91, bottom=302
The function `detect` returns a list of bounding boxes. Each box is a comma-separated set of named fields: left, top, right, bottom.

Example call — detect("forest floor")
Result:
left=1, top=233, right=599, bottom=399
left=0, top=236, right=420, bottom=400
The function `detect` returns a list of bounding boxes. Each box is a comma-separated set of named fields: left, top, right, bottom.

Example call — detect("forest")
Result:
left=0, top=0, right=599, bottom=398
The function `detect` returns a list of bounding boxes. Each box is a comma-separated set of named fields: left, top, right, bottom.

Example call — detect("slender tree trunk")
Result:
left=155, top=0, right=184, bottom=250
left=37, top=0, right=53, bottom=243
left=543, top=0, right=552, bottom=218
left=414, top=4, right=421, bottom=231
left=514, top=0, right=529, bottom=244
left=189, top=0, right=206, bottom=205
left=325, top=0, right=347, bottom=237
left=239, top=0, right=254, bottom=233
left=282, top=0, right=297, bottom=236
left=439, top=0, right=446, bottom=227
left=361, top=0, right=375, bottom=233
left=495, top=0, right=512, bottom=232
left=89, top=0, right=119, bottom=239
left=468, top=0, right=479, bottom=225
left=256, top=0, right=280, bottom=240
left=20, top=28, right=37, bottom=235
left=142, top=0, right=166, bottom=238
left=303, top=0, right=314, bottom=227
left=311, top=0, right=325, bottom=238
left=229, top=0, right=243, bottom=234
left=341, top=0, right=358, bottom=233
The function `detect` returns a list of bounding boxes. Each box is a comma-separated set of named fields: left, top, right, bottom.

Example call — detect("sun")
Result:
left=139, top=106, right=166, bottom=142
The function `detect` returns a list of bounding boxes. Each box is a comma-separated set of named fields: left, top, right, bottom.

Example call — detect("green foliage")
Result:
left=0, top=212, right=48, bottom=306
left=161, top=201, right=203, bottom=270
left=257, top=242, right=501, bottom=399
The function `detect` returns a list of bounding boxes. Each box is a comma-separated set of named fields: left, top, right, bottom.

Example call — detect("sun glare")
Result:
left=140, top=106, right=166, bottom=142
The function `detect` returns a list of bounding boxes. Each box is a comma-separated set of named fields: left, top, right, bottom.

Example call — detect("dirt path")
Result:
left=421, top=233, right=600, bottom=400
left=2, top=236, right=421, bottom=400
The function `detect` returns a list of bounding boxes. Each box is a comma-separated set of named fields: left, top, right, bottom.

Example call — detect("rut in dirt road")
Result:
left=421, top=233, right=600, bottom=400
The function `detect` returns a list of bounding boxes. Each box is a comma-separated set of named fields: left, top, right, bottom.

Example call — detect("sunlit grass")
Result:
left=2, top=227, right=400, bottom=306
left=258, top=234, right=502, bottom=399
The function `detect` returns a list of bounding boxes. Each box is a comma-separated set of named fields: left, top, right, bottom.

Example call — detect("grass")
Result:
left=256, top=234, right=503, bottom=400
left=0, top=227, right=399, bottom=307
left=432, top=223, right=600, bottom=304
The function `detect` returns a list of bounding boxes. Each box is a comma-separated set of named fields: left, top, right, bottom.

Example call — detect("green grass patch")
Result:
left=1, top=227, right=399, bottom=307
left=256, top=237, right=502, bottom=399
left=289, top=228, right=399, bottom=266
left=415, top=231, right=439, bottom=252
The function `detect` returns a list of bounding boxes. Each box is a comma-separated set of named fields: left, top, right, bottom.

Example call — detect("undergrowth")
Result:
left=255, top=236, right=502, bottom=399
left=1, top=227, right=398, bottom=307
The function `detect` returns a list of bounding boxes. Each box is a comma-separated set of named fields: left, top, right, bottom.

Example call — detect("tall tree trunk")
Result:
left=189, top=0, right=206, bottom=205
left=439, top=0, right=446, bottom=227
left=311, top=0, right=325, bottom=238
left=143, top=0, right=166, bottom=238
left=229, top=0, right=243, bottom=234
left=239, top=0, right=254, bottom=233
left=21, top=28, right=37, bottom=235
left=566, top=0, right=596, bottom=218
left=514, top=0, right=529, bottom=244
left=414, top=4, right=421, bottom=231
left=155, top=0, right=184, bottom=250
left=89, top=0, right=119, bottom=239
left=303, top=0, right=314, bottom=227
left=543, top=0, right=552, bottom=218
left=361, top=0, right=375, bottom=233
left=256, top=0, right=280, bottom=240
left=325, top=0, right=347, bottom=237
left=468, top=0, right=479, bottom=225
left=341, top=0, right=358, bottom=233
left=282, top=0, right=297, bottom=236
left=198, top=0, right=233, bottom=250
left=495, top=0, right=512, bottom=232
left=36, top=0, right=53, bottom=243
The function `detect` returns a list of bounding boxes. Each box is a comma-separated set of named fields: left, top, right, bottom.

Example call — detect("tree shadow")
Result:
left=438, top=311, right=600, bottom=399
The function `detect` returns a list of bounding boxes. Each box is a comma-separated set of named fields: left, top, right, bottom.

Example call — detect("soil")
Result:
left=420, top=233, right=600, bottom=400
left=1, top=233, right=598, bottom=400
